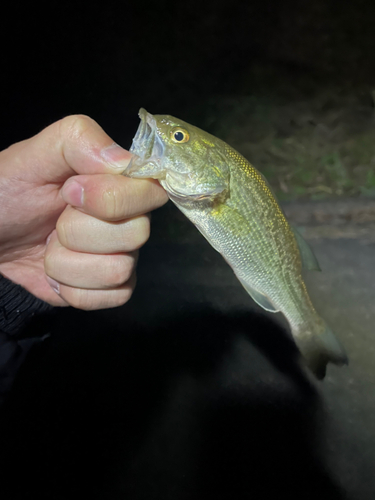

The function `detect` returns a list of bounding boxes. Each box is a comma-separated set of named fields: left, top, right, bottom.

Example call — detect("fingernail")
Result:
left=62, top=180, right=84, bottom=207
left=46, top=276, right=60, bottom=295
left=100, top=143, right=132, bottom=170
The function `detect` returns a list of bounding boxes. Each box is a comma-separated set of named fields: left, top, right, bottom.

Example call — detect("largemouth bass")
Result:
left=124, top=108, right=348, bottom=379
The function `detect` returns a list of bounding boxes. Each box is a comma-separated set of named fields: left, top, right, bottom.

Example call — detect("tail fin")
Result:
left=293, top=323, right=348, bottom=379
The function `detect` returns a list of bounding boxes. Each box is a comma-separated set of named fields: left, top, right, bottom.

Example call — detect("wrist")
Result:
left=0, top=274, right=53, bottom=336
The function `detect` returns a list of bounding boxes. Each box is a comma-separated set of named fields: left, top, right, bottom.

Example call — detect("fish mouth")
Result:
left=125, top=108, right=165, bottom=177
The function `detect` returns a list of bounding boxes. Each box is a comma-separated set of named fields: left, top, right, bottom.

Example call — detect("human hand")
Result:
left=0, top=115, right=169, bottom=309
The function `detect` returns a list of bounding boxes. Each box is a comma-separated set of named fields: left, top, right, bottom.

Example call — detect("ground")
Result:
left=198, top=71, right=375, bottom=202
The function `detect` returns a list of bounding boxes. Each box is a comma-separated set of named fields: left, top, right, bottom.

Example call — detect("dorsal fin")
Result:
left=257, top=171, right=321, bottom=272
left=291, top=226, right=321, bottom=271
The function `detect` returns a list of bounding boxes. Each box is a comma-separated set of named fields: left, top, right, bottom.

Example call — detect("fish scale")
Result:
left=224, top=146, right=313, bottom=318
left=125, top=108, right=348, bottom=379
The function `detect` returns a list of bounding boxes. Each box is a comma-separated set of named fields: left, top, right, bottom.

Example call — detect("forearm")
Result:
left=0, top=274, right=53, bottom=406
left=0, top=274, right=52, bottom=335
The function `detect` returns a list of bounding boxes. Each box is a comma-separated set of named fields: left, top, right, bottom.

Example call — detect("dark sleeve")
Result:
left=0, top=274, right=53, bottom=405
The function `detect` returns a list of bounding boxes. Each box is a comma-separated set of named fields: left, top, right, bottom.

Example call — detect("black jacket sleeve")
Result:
left=0, top=274, right=53, bottom=405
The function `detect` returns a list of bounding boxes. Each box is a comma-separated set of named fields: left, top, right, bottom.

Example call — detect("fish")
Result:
left=124, top=108, right=348, bottom=379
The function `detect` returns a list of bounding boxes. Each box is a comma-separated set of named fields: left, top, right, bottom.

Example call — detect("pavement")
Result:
left=0, top=198, right=374, bottom=499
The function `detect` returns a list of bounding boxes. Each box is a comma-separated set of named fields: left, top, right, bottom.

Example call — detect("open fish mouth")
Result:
left=125, top=108, right=165, bottom=177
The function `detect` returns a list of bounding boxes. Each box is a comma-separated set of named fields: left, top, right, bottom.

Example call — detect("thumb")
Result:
left=2, top=115, right=132, bottom=183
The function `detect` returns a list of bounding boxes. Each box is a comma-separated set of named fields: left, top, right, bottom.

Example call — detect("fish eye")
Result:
left=171, top=128, right=190, bottom=143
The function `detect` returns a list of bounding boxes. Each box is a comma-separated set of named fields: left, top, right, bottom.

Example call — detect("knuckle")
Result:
left=65, top=288, right=92, bottom=310
left=106, top=256, right=134, bottom=288
left=64, top=285, right=135, bottom=311
left=118, top=278, right=136, bottom=306
left=59, top=114, right=96, bottom=142
left=126, top=215, right=150, bottom=249
left=120, top=286, right=134, bottom=305
left=102, top=185, right=125, bottom=220
left=113, top=287, right=134, bottom=308
left=56, top=212, right=77, bottom=249
left=44, top=249, right=57, bottom=277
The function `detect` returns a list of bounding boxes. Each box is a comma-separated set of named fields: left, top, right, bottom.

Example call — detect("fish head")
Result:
left=125, top=108, right=230, bottom=201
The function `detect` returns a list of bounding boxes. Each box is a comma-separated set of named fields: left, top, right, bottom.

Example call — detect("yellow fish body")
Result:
left=125, top=108, right=348, bottom=379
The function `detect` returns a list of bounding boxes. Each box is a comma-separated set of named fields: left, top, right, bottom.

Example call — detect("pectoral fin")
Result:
left=292, top=226, right=321, bottom=271
left=238, top=278, right=280, bottom=313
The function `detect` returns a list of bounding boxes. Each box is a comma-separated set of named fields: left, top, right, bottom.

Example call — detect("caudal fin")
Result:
left=293, top=323, right=348, bottom=379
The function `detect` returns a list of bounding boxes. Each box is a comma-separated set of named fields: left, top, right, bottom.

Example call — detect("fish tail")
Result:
left=292, top=321, right=348, bottom=379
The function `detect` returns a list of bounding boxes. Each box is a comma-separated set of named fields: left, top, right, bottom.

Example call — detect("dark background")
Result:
left=1, top=1, right=375, bottom=499
left=2, top=0, right=375, bottom=150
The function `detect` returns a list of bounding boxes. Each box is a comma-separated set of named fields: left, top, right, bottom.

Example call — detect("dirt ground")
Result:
left=196, top=68, right=375, bottom=202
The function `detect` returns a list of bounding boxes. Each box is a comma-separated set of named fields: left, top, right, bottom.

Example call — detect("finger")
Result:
left=61, top=174, right=169, bottom=220
left=56, top=272, right=137, bottom=311
left=56, top=205, right=150, bottom=253
left=2, top=114, right=133, bottom=183
left=45, top=231, right=138, bottom=289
